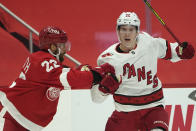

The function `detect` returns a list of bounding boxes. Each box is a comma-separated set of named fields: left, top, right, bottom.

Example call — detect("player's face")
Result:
left=57, top=43, right=66, bottom=55
left=56, top=42, right=71, bottom=62
left=118, top=25, right=138, bottom=49
left=56, top=42, right=71, bottom=55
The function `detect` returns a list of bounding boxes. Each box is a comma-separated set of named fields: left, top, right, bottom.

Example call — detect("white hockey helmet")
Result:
left=117, top=12, right=140, bottom=32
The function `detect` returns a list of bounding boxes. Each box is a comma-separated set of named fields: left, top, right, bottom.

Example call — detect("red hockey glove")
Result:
left=176, top=42, right=195, bottom=59
left=90, top=63, right=116, bottom=85
left=75, top=63, right=115, bottom=85
left=92, top=63, right=115, bottom=78
left=99, top=74, right=122, bottom=94
left=76, top=64, right=92, bottom=71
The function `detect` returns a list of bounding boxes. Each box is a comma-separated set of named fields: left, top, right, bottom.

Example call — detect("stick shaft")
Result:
left=143, top=0, right=181, bottom=43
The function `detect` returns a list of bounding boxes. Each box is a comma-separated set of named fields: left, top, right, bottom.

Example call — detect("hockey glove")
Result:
left=76, top=64, right=92, bottom=71
left=90, top=63, right=116, bottom=84
left=176, top=42, right=195, bottom=59
left=76, top=63, right=115, bottom=85
left=99, top=74, right=122, bottom=94
left=92, top=63, right=115, bottom=78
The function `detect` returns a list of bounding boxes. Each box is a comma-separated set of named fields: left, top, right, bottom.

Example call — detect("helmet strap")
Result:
left=48, top=48, right=61, bottom=61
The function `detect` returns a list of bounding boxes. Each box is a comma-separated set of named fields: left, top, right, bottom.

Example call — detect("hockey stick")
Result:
left=143, top=0, right=183, bottom=54
left=144, top=0, right=195, bottom=101
left=188, top=90, right=196, bottom=101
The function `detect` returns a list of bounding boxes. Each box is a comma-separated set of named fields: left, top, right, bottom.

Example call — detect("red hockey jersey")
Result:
left=0, top=51, right=93, bottom=130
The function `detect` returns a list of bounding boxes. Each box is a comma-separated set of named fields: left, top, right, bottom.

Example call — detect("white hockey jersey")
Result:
left=91, top=32, right=181, bottom=112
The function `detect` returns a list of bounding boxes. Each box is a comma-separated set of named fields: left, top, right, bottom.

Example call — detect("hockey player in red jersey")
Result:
left=90, top=12, right=195, bottom=131
left=0, top=26, right=120, bottom=130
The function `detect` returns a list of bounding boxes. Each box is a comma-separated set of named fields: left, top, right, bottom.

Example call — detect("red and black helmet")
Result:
left=39, top=26, right=68, bottom=50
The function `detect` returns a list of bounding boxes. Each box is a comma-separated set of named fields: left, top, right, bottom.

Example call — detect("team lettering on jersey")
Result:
left=19, top=57, right=31, bottom=80
left=123, top=63, right=158, bottom=88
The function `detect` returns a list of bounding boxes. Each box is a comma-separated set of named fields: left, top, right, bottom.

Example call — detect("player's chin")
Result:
left=59, top=55, right=65, bottom=62
left=60, top=52, right=66, bottom=56
left=123, top=41, right=132, bottom=47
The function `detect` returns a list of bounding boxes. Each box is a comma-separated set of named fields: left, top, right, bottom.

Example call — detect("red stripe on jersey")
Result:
left=113, top=88, right=163, bottom=106
left=163, top=41, right=171, bottom=60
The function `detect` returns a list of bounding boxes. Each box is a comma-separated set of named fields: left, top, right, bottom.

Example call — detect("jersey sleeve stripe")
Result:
left=163, top=41, right=172, bottom=60
left=59, top=68, right=71, bottom=90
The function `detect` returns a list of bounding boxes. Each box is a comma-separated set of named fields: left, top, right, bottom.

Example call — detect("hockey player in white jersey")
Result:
left=91, top=12, right=195, bottom=131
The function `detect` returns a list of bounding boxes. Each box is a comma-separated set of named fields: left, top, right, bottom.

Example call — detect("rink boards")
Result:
left=44, top=88, right=196, bottom=131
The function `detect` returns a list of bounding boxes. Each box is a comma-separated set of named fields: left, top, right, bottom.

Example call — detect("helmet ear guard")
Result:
left=117, top=12, right=140, bottom=32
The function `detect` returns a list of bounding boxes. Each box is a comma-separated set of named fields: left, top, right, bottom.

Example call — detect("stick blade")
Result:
left=188, top=90, right=196, bottom=101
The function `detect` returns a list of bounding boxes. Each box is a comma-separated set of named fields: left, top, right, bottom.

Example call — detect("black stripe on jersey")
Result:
left=113, top=88, right=164, bottom=106
left=163, top=41, right=172, bottom=60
